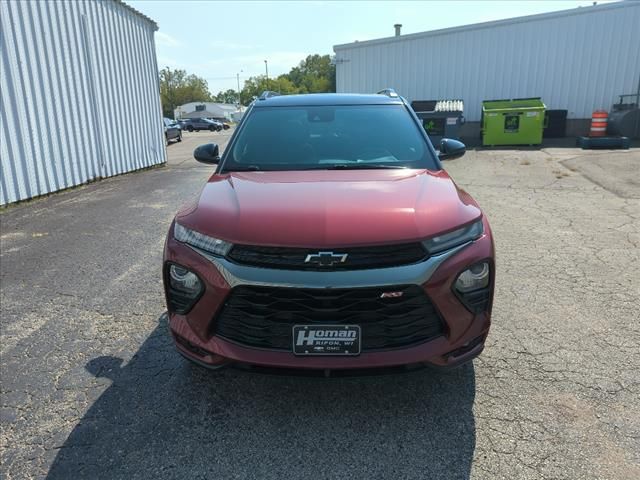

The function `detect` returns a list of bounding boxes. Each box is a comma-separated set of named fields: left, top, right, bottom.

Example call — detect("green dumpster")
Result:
left=482, top=98, right=546, bottom=146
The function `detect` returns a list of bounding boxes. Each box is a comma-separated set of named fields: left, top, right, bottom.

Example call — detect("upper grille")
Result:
left=213, top=285, right=445, bottom=351
left=226, top=243, right=427, bottom=270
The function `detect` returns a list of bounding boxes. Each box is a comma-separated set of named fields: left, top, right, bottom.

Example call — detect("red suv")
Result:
left=163, top=90, right=495, bottom=372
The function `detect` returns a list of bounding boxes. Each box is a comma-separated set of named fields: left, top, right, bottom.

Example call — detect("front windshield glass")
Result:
left=224, top=105, right=436, bottom=171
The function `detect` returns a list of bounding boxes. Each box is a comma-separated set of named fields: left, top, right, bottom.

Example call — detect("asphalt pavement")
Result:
left=1, top=134, right=639, bottom=479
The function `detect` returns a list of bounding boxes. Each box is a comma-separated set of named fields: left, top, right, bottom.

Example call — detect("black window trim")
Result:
left=217, top=99, right=442, bottom=174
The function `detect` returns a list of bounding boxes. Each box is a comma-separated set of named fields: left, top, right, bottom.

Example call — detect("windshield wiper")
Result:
left=224, top=165, right=261, bottom=172
left=326, top=164, right=408, bottom=170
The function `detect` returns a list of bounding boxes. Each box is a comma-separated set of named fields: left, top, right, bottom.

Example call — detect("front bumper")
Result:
left=164, top=224, right=494, bottom=371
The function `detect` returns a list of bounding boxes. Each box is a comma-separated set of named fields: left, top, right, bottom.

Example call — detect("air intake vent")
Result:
left=213, top=285, right=445, bottom=351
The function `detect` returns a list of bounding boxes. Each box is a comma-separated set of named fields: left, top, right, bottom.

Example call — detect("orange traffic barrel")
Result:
left=590, top=110, right=608, bottom=137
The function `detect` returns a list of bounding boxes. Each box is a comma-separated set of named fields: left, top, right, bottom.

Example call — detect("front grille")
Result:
left=213, top=285, right=445, bottom=351
left=227, top=243, right=427, bottom=270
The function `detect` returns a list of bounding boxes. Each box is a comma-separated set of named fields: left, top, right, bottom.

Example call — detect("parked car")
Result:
left=164, top=117, right=181, bottom=144
left=163, top=90, right=495, bottom=373
left=181, top=118, right=222, bottom=132
left=205, top=118, right=226, bottom=131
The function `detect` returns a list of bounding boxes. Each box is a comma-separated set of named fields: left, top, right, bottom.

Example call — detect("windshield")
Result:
left=223, top=105, right=436, bottom=171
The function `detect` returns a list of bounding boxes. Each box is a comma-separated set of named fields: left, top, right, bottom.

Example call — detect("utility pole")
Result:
left=236, top=70, right=242, bottom=106
left=264, top=59, right=269, bottom=82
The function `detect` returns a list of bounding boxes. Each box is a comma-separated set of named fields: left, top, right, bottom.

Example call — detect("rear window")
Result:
left=224, top=105, right=436, bottom=171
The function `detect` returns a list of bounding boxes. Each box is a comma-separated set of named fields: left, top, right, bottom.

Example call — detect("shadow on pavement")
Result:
left=47, top=315, right=476, bottom=480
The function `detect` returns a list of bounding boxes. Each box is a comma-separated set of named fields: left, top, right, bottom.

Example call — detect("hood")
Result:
left=177, top=169, right=481, bottom=247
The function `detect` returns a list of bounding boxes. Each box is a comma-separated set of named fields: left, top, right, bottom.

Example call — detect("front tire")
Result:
left=177, top=132, right=182, bottom=142
left=187, top=126, right=194, bottom=132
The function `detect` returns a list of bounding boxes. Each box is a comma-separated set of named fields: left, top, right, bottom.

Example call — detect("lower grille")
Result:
left=213, top=285, right=445, bottom=351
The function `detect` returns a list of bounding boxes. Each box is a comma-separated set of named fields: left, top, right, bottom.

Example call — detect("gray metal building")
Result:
left=0, top=0, right=165, bottom=206
left=333, top=1, right=640, bottom=134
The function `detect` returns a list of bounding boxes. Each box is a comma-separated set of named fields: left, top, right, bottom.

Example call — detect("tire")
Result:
left=165, top=133, right=169, bottom=146
left=187, top=126, right=194, bottom=132
left=177, top=132, right=182, bottom=142
left=209, top=125, right=215, bottom=132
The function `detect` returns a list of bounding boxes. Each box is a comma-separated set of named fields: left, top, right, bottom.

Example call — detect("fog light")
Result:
left=169, top=264, right=201, bottom=293
left=455, top=262, right=490, bottom=293
left=165, top=263, right=203, bottom=314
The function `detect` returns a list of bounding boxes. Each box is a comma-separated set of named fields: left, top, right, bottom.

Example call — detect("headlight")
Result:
left=174, top=222, right=232, bottom=256
left=455, top=262, right=490, bottom=293
left=422, top=220, right=483, bottom=254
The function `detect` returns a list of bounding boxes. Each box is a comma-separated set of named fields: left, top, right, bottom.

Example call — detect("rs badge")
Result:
left=380, top=291, right=404, bottom=299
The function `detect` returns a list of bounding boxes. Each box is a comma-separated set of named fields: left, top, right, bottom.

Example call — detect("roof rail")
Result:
left=376, top=88, right=399, bottom=98
left=258, top=91, right=281, bottom=100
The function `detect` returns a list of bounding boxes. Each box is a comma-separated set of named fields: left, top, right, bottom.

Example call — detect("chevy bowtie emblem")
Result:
left=304, top=251, right=348, bottom=267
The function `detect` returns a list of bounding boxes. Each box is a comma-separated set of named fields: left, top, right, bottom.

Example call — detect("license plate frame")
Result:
left=292, top=325, right=361, bottom=356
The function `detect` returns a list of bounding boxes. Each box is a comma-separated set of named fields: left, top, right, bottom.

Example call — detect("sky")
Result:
left=129, top=0, right=613, bottom=94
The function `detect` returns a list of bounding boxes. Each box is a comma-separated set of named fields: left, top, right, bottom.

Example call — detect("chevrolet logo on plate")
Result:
left=304, top=251, right=348, bottom=267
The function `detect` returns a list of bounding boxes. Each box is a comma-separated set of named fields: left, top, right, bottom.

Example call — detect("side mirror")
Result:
left=193, top=143, right=220, bottom=164
left=438, top=138, right=466, bottom=160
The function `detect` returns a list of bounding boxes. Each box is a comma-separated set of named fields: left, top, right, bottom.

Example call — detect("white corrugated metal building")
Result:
left=174, top=102, right=240, bottom=121
left=0, top=0, right=165, bottom=206
left=333, top=1, right=640, bottom=135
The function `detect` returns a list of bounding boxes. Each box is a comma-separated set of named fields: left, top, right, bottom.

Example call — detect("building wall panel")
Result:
left=0, top=0, right=165, bottom=206
left=334, top=2, right=640, bottom=122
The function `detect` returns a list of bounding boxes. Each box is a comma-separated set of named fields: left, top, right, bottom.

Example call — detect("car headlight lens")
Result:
left=455, top=262, right=490, bottom=293
left=422, top=220, right=483, bottom=254
left=174, top=222, right=232, bottom=256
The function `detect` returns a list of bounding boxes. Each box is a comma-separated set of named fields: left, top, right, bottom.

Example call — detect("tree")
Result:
left=239, top=76, right=266, bottom=105
left=159, top=67, right=212, bottom=117
left=208, top=53, right=337, bottom=107
left=213, top=89, right=239, bottom=104
left=286, top=54, right=335, bottom=93
left=239, top=75, right=301, bottom=105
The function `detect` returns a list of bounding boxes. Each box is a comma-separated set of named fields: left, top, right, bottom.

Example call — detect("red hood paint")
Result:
left=177, top=169, right=481, bottom=247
